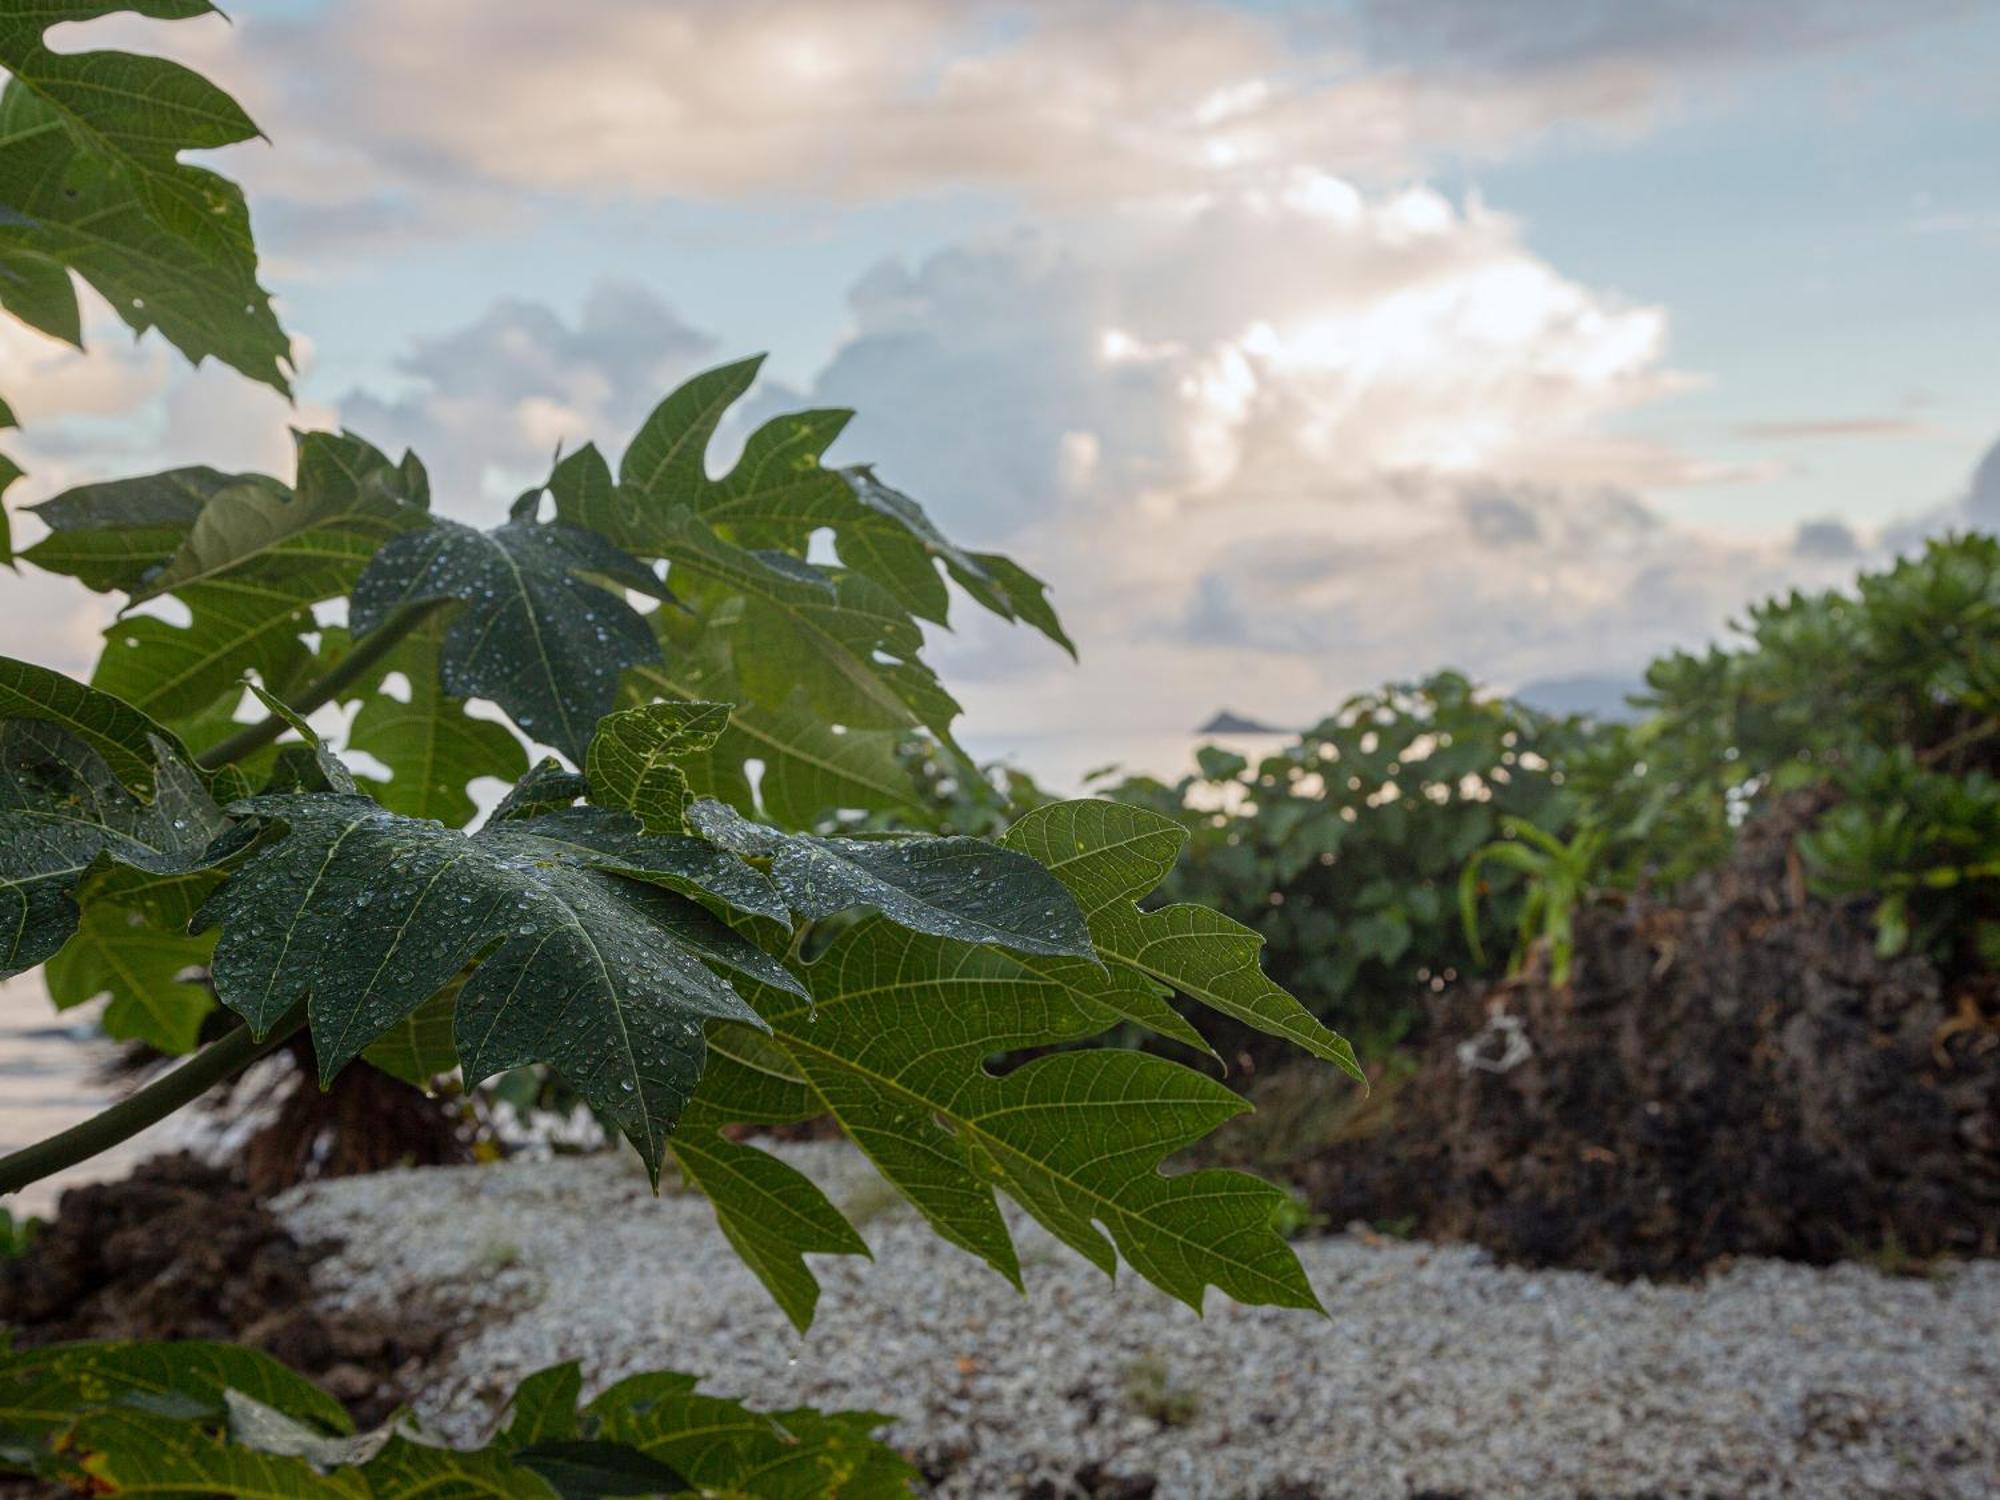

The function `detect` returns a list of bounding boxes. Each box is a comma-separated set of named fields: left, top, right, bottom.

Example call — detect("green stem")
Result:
left=0, top=1003, right=309, bottom=1199
left=195, top=599, right=449, bottom=770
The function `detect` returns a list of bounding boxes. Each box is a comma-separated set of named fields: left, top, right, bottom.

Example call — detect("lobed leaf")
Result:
left=195, top=792, right=784, bottom=1184
left=351, top=517, right=664, bottom=762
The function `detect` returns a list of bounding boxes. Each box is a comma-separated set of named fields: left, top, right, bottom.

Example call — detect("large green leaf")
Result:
left=351, top=516, right=663, bottom=762
left=0, top=1340, right=351, bottom=1444
left=0, top=652, right=195, bottom=795
left=593, top=359, right=1062, bottom=649
left=1006, top=800, right=1365, bottom=1078
left=20, top=466, right=231, bottom=592
left=1, top=1344, right=910, bottom=1500
left=0, top=719, right=223, bottom=974
left=628, top=627, right=923, bottom=828
left=194, top=793, right=786, bottom=1183
left=136, top=432, right=426, bottom=602
left=0, top=3, right=290, bottom=391
left=587, top=1371, right=915, bottom=1499
left=688, top=796, right=1094, bottom=958
left=64, top=1410, right=362, bottom=1497
left=675, top=799, right=1334, bottom=1321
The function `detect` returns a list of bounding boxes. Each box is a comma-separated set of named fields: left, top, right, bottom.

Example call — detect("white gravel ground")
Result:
left=276, top=1145, right=2000, bottom=1499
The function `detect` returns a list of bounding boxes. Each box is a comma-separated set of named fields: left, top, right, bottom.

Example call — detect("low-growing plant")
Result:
left=0, top=8, right=1362, bottom=1491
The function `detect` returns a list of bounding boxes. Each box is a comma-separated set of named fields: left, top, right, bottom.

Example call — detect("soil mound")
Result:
left=1304, top=800, right=2000, bottom=1275
left=0, top=1153, right=445, bottom=1425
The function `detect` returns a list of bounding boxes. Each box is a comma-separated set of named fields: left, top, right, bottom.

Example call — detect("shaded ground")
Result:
left=0, top=1153, right=450, bottom=1427
left=1303, top=799, right=2000, bottom=1276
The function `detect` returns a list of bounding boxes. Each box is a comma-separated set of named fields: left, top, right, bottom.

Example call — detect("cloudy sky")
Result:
left=4, top=0, right=1997, bottom=779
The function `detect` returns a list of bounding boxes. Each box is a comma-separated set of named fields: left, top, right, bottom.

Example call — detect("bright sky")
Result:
left=4, top=0, right=1997, bottom=775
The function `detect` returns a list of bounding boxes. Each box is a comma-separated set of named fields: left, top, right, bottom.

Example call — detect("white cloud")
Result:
left=770, top=177, right=1867, bottom=750
left=336, top=281, right=717, bottom=518
left=60, top=0, right=1969, bottom=242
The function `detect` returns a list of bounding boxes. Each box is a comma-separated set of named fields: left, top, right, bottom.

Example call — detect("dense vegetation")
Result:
left=0, top=7, right=1359, bottom=1492
left=1088, top=534, right=1999, bottom=1060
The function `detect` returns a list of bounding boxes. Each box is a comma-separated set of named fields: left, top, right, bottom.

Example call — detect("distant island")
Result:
left=1196, top=709, right=1289, bottom=734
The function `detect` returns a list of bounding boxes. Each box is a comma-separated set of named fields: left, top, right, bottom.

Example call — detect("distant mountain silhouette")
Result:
left=1195, top=708, right=1288, bottom=734
left=1512, top=673, right=1646, bottom=721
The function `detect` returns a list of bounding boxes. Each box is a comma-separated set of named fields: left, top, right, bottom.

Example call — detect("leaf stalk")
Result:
left=0, top=1002, right=308, bottom=1199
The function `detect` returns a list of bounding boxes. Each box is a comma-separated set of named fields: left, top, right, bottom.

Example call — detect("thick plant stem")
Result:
left=196, top=599, right=450, bottom=770
left=0, top=1003, right=309, bottom=1199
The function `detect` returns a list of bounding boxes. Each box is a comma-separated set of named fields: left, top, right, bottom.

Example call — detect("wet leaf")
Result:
left=351, top=517, right=663, bottom=762
left=195, top=793, right=786, bottom=1183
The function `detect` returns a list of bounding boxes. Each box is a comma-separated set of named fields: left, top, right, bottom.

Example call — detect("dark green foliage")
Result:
left=0, top=2, right=292, bottom=409
left=2, top=361, right=1356, bottom=1337
left=1571, top=533, right=2000, bottom=963
left=351, top=516, right=665, bottom=763
left=1100, top=536, right=2000, bottom=1058
left=1100, top=671, right=1589, bottom=1051
left=0, top=1343, right=916, bottom=1497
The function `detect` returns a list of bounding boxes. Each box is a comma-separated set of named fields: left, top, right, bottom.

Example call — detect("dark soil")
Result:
left=1303, top=798, right=2000, bottom=1276
left=0, top=1153, right=449, bottom=1426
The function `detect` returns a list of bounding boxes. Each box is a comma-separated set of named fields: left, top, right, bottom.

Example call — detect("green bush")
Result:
left=1099, top=671, right=1595, bottom=1053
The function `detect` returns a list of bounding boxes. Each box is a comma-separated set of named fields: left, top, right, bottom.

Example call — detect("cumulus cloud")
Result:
left=338, top=282, right=716, bottom=517
left=745, top=176, right=1874, bottom=749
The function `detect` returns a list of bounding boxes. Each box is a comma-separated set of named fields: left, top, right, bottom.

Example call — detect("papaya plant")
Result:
left=0, top=11, right=1364, bottom=1489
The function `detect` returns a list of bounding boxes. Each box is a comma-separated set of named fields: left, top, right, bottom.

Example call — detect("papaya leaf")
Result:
left=0, top=720, right=224, bottom=975
left=499, top=1363, right=582, bottom=1447
left=351, top=517, right=664, bottom=762
left=688, top=796, right=1094, bottom=958
left=43, top=899, right=215, bottom=1054
left=346, top=616, right=528, bottom=825
left=0, top=1340, right=352, bottom=1445
left=586, top=1371, right=916, bottom=1499
left=88, top=435, right=429, bottom=732
left=670, top=1045, right=870, bottom=1332
left=0, top=243, right=80, bottom=345
left=615, top=355, right=765, bottom=509
left=19, top=466, right=227, bottom=592
left=135, top=432, right=427, bottom=602
left=628, top=634, right=922, bottom=828
left=0, top=88, right=288, bottom=394
left=359, top=983, right=458, bottom=1089
left=241, top=680, right=356, bottom=794
left=677, top=800, right=1330, bottom=1319
left=195, top=793, right=792, bottom=1183
left=649, top=508, right=961, bottom=743
left=0, top=4, right=291, bottom=391
left=500, top=805, right=789, bottom=931
left=1005, top=800, right=1365, bottom=1080
left=585, top=700, right=729, bottom=834
left=509, top=1439, right=689, bottom=1500
left=359, top=1436, right=557, bottom=1500
left=66, top=1409, right=363, bottom=1498
left=598, top=362, right=1064, bottom=650
left=0, top=653, right=195, bottom=797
